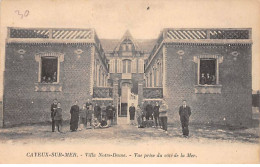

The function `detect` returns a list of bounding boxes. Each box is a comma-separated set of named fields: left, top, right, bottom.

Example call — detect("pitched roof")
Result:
left=100, top=38, right=156, bottom=53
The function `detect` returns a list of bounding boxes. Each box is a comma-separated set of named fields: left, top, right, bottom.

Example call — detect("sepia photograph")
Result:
left=0, top=0, right=259, bottom=164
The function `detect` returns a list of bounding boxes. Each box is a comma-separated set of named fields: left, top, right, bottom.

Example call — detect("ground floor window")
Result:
left=199, top=59, right=216, bottom=85
left=41, top=57, right=58, bottom=83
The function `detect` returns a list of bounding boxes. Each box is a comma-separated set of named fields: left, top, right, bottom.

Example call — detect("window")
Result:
left=121, top=44, right=126, bottom=51
left=149, top=72, right=152, bottom=87
left=138, top=58, right=144, bottom=73
left=199, top=59, right=216, bottom=85
left=194, top=55, right=223, bottom=94
left=41, top=57, right=58, bottom=83
left=127, top=44, right=132, bottom=51
left=153, top=67, right=157, bottom=87
left=122, top=59, right=131, bottom=73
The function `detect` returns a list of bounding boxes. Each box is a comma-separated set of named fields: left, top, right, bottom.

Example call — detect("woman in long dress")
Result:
left=70, top=100, right=80, bottom=132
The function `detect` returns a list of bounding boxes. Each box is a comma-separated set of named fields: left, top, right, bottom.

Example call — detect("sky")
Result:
left=0, top=0, right=260, bottom=100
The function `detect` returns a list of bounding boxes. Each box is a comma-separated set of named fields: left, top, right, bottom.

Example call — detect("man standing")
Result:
left=86, top=104, right=94, bottom=128
left=86, top=99, right=92, bottom=110
left=54, top=102, right=63, bottom=133
left=106, top=102, right=114, bottom=126
left=136, top=105, right=143, bottom=128
left=159, top=100, right=168, bottom=134
left=79, top=104, right=87, bottom=131
left=111, top=104, right=116, bottom=125
left=70, top=100, right=80, bottom=132
left=101, top=103, right=107, bottom=120
left=145, top=101, right=153, bottom=120
left=179, top=100, right=191, bottom=137
left=153, top=102, right=160, bottom=128
left=129, top=103, right=136, bottom=125
left=140, top=101, right=146, bottom=121
left=51, top=99, right=58, bottom=132
left=94, top=103, right=101, bottom=122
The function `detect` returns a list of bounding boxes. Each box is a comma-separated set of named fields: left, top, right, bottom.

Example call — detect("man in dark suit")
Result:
left=51, top=99, right=58, bottom=132
left=179, top=100, right=191, bottom=137
left=145, top=101, right=153, bottom=120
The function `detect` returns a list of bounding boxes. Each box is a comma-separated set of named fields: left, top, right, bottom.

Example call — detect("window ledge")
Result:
left=195, top=84, right=222, bottom=94
left=34, top=83, right=62, bottom=92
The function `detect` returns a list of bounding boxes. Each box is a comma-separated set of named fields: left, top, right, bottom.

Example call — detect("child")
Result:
left=100, top=117, right=109, bottom=128
left=79, top=104, right=87, bottom=131
left=92, top=117, right=101, bottom=129
left=54, top=102, right=63, bottom=133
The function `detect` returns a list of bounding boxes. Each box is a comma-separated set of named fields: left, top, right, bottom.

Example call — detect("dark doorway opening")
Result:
left=120, top=103, right=128, bottom=117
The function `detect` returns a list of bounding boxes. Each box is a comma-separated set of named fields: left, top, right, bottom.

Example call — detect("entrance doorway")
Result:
left=120, top=103, right=128, bottom=116
left=117, top=81, right=138, bottom=125
left=119, top=82, right=131, bottom=117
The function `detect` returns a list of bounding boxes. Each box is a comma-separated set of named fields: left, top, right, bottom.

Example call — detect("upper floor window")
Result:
left=122, top=59, right=131, bottom=73
left=121, top=44, right=126, bottom=51
left=127, top=44, right=132, bottom=51
left=35, top=52, right=64, bottom=86
left=199, top=59, right=216, bottom=85
left=41, top=57, right=58, bottom=83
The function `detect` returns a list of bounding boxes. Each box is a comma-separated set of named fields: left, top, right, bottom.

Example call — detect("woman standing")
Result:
left=70, top=100, right=80, bottom=132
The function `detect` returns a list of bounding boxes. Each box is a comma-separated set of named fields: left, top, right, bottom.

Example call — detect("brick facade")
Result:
left=164, top=44, right=252, bottom=126
left=145, top=28, right=253, bottom=127
left=2, top=27, right=253, bottom=127
left=3, top=43, right=96, bottom=126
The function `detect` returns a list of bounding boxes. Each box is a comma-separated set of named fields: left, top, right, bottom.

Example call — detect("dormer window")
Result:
left=127, top=44, right=132, bottom=51
left=121, top=44, right=126, bottom=51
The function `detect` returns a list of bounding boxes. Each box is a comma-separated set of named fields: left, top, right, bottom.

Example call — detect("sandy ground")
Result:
left=0, top=122, right=259, bottom=163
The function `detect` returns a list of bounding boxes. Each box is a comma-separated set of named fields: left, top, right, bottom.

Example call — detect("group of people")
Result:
left=128, top=101, right=169, bottom=134
left=200, top=73, right=216, bottom=85
left=51, top=98, right=192, bottom=138
left=42, top=72, right=57, bottom=83
left=128, top=100, right=192, bottom=137
left=51, top=99, right=116, bottom=133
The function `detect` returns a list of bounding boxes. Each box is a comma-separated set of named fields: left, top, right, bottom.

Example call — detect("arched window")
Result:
left=122, top=59, right=131, bottom=73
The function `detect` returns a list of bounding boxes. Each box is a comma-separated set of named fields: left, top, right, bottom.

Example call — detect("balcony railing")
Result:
left=145, top=28, right=251, bottom=71
left=93, top=87, right=113, bottom=98
left=143, top=87, right=163, bottom=99
left=8, top=27, right=94, bottom=40
left=164, top=28, right=251, bottom=40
